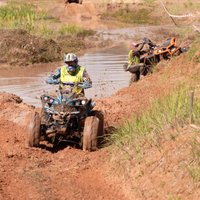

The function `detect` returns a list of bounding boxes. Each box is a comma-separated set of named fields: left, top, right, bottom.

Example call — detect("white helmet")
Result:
left=64, top=53, right=78, bottom=64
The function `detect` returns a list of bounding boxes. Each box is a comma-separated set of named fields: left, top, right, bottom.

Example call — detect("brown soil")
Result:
left=0, top=29, right=62, bottom=65
left=1, top=0, right=200, bottom=199
left=0, top=28, right=110, bottom=66
left=1, top=53, right=200, bottom=200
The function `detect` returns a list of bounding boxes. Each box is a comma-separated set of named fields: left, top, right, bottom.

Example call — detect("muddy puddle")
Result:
left=0, top=44, right=130, bottom=107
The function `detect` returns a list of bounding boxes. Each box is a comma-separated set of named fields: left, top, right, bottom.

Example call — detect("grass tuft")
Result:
left=0, top=2, right=95, bottom=39
left=58, top=24, right=95, bottom=37
left=102, top=8, right=158, bottom=25
left=0, top=2, right=49, bottom=32
left=187, top=36, right=200, bottom=63
left=187, top=137, right=200, bottom=182
left=110, top=86, right=200, bottom=158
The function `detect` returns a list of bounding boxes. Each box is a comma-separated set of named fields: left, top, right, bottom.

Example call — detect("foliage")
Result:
left=143, top=0, right=156, bottom=4
left=102, top=8, right=158, bottom=25
left=168, top=194, right=182, bottom=200
left=58, top=24, right=95, bottom=37
left=187, top=137, right=200, bottom=182
left=110, top=86, right=200, bottom=158
left=0, top=2, right=50, bottom=32
left=187, top=36, right=200, bottom=63
left=0, top=2, right=95, bottom=39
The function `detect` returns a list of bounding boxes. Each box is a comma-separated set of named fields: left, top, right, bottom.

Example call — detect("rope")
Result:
left=193, top=25, right=200, bottom=33
left=159, top=0, right=200, bottom=32
left=159, top=0, right=196, bottom=18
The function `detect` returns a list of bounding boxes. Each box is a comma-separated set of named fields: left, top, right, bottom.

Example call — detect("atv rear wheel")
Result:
left=26, top=112, right=41, bottom=147
left=82, top=116, right=99, bottom=151
left=129, top=71, right=140, bottom=85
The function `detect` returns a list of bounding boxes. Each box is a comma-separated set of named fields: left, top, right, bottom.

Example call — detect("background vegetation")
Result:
left=108, top=38, right=200, bottom=183
left=0, top=2, right=95, bottom=39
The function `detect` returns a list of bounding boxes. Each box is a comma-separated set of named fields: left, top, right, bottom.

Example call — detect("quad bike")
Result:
left=124, top=37, right=188, bottom=84
left=27, top=83, right=104, bottom=151
left=148, top=37, right=188, bottom=60
left=65, top=0, right=83, bottom=4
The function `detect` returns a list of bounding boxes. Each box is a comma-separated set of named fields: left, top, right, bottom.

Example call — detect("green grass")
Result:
left=187, top=137, right=200, bottom=182
left=165, top=2, right=200, bottom=15
left=58, top=24, right=95, bottom=37
left=168, top=194, right=182, bottom=200
left=102, top=8, right=158, bottom=25
left=0, top=2, right=95, bottom=39
left=0, top=2, right=51, bottom=32
left=110, top=86, right=200, bottom=159
left=143, top=0, right=156, bottom=4
left=187, top=36, right=200, bottom=63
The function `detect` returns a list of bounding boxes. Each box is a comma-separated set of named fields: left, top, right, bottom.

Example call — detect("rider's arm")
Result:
left=83, top=69, right=92, bottom=84
left=136, top=43, right=144, bottom=52
left=46, top=68, right=61, bottom=84
left=78, top=69, right=92, bottom=89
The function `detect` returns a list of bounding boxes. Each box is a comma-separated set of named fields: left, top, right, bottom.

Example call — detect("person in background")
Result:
left=123, top=41, right=145, bottom=83
left=127, top=42, right=145, bottom=69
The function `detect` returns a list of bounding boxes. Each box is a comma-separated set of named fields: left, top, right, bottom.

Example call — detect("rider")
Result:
left=127, top=41, right=145, bottom=69
left=46, top=53, right=92, bottom=95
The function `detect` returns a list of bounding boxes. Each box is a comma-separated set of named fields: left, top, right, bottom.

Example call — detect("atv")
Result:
left=124, top=37, right=188, bottom=84
left=65, top=0, right=83, bottom=4
left=27, top=83, right=104, bottom=151
left=149, top=37, right=188, bottom=60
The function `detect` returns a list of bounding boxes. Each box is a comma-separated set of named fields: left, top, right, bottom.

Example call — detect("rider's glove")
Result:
left=46, top=76, right=59, bottom=84
left=78, top=82, right=92, bottom=89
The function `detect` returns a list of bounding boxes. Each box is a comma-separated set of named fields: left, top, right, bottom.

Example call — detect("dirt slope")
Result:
left=0, top=93, right=125, bottom=200
left=1, top=53, right=200, bottom=199
left=1, top=0, right=200, bottom=199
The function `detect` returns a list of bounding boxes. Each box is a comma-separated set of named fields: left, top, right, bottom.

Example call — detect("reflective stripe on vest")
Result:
left=60, top=65, right=84, bottom=94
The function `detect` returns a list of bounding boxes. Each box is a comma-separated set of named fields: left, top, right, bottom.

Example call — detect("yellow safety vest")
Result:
left=128, top=50, right=140, bottom=68
left=60, top=65, right=84, bottom=94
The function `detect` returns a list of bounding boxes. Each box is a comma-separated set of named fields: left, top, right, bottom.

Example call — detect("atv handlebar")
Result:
left=46, top=78, right=92, bottom=89
left=62, top=81, right=91, bottom=89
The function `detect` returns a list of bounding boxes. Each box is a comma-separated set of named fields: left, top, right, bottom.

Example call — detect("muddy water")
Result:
left=0, top=44, right=130, bottom=107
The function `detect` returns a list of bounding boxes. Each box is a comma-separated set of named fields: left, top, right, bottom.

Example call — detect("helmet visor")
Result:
left=65, top=61, right=74, bottom=65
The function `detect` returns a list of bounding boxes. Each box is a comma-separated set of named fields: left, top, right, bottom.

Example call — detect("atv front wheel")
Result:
left=92, top=110, right=104, bottom=137
left=26, top=112, right=41, bottom=147
left=82, top=116, right=99, bottom=151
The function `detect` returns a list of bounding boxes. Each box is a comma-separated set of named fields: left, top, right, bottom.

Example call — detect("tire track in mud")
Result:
left=0, top=99, right=125, bottom=200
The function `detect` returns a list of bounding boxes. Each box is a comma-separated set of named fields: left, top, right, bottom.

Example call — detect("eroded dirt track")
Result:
left=1, top=0, right=200, bottom=199
left=1, top=56, right=200, bottom=199
left=0, top=93, right=125, bottom=200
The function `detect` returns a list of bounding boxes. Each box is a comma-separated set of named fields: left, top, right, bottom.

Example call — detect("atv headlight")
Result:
left=81, top=100, right=86, bottom=105
left=44, top=96, right=48, bottom=102
left=75, top=101, right=80, bottom=106
left=49, top=98, right=54, bottom=104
